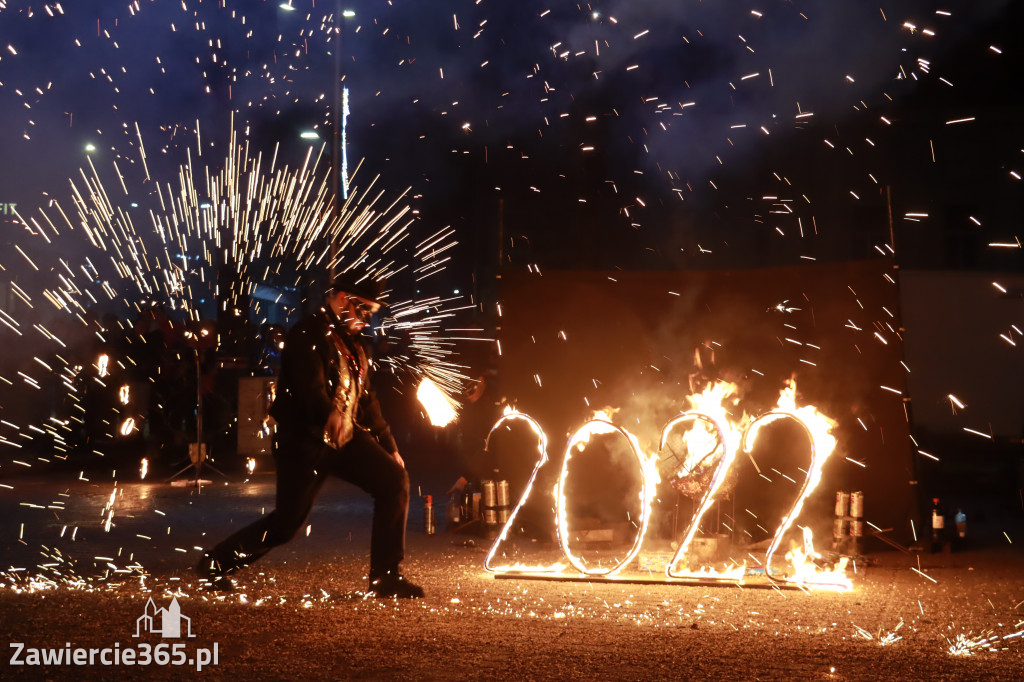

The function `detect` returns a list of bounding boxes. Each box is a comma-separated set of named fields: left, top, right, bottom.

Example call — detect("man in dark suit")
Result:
left=197, top=270, right=423, bottom=598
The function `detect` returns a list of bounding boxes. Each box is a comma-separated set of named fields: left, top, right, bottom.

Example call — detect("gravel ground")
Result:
left=1, top=477, right=1023, bottom=680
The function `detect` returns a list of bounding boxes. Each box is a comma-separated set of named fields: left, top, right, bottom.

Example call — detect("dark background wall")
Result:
left=901, top=270, right=1024, bottom=441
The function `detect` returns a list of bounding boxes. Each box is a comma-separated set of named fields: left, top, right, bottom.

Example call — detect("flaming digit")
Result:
left=663, top=411, right=744, bottom=581
left=741, top=380, right=850, bottom=590
left=555, top=415, right=658, bottom=577
left=483, top=407, right=565, bottom=575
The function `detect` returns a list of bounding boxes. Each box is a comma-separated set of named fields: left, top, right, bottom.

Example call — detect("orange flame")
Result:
left=742, top=379, right=847, bottom=590
left=416, top=377, right=458, bottom=427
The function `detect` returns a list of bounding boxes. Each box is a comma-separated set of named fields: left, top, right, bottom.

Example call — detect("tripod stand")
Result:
left=168, top=347, right=228, bottom=485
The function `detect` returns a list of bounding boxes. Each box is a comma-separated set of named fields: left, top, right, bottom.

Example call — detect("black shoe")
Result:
left=196, top=554, right=235, bottom=593
left=368, top=572, right=424, bottom=599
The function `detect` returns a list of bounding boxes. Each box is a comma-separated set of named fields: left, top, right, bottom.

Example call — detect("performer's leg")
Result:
left=201, top=436, right=327, bottom=575
left=330, top=431, right=409, bottom=577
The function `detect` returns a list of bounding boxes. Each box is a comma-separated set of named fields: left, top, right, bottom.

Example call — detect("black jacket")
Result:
left=269, top=308, right=397, bottom=453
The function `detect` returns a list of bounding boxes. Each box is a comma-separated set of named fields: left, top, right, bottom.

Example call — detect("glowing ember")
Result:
left=246, top=457, right=257, bottom=475
left=416, top=377, right=459, bottom=427
left=96, top=354, right=110, bottom=378
left=139, top=457, right=149, bottom=480
left=119, top=417, right=136, bottom=437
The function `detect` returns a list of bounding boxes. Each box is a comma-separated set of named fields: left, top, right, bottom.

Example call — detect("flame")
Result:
left=480, top=380, right=849, bottom=591
left=416, top=377, right=458, bottom=427
left=555, top=415, right=659, bottom=577
left=742, top=379, right=847, bottom=590
left=246, top=457, right=256, bottom=475
left=664, top=411, right=741, bottom=580
left=662, top=381, right=748, bottom=581
left=119, top=384, right=130, bottom=405
left=784, top=527, right=852, bottom=591
left=96, top=354, right=109, bottom=378
left=139, top=457, right=149, bottom=480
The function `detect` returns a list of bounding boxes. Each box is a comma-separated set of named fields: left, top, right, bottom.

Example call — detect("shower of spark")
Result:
left=946, top=628, right=1019, bottom=657
left=4, top=121, right=468, bottom=459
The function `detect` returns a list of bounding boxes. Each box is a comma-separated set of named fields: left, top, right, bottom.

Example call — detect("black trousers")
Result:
left=208, top=429, right=409, bottom=577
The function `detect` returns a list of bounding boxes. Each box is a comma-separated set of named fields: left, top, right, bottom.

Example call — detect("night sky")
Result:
left=1, top=0, right=1021, bottom=279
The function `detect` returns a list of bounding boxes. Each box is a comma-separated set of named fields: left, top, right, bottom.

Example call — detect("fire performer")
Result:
left=197, top=270, right=424, bottom=598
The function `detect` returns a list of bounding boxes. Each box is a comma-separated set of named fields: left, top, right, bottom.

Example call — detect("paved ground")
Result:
left=1, top=473, right=1023, bottom=680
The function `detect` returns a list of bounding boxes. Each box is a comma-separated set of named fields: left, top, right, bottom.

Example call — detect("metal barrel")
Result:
left=833, top=517, right=849, bottom=540
left=481, top=480, right=498, bottom=525
left=849, top=491, right=864, bottom=519
left=834, top=491, right=850, bottom=518
left=481, top=480, right=497, bottom=508
left=496, top=480, right=510, bottom=508
left=850, top=519, right=863, bottom=538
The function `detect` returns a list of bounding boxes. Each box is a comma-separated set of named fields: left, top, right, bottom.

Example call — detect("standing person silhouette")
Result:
left=197, top=269, right=423, bottom=598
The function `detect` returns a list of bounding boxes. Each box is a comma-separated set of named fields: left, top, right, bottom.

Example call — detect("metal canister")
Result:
left=495, top=480, right=511, bottom=525
left=834, top=491, right=850, bottom=518
left=849, top=491, right=864, bottom=519
left=481, top=480, right=498, bottom=525
left=424, top=495, right=435, bottom=535
left=481, top=480, right=497, bottom=508
left=833, top=517, right=848, bottom=541
left=850, top=519, right=864, bottom=538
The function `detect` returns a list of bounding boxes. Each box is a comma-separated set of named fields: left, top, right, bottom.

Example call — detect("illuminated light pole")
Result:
left=325, top=7, right=355, bottom=279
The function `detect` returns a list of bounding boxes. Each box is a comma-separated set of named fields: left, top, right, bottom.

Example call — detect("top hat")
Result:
left=330, top=269, right=387, bottom=308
